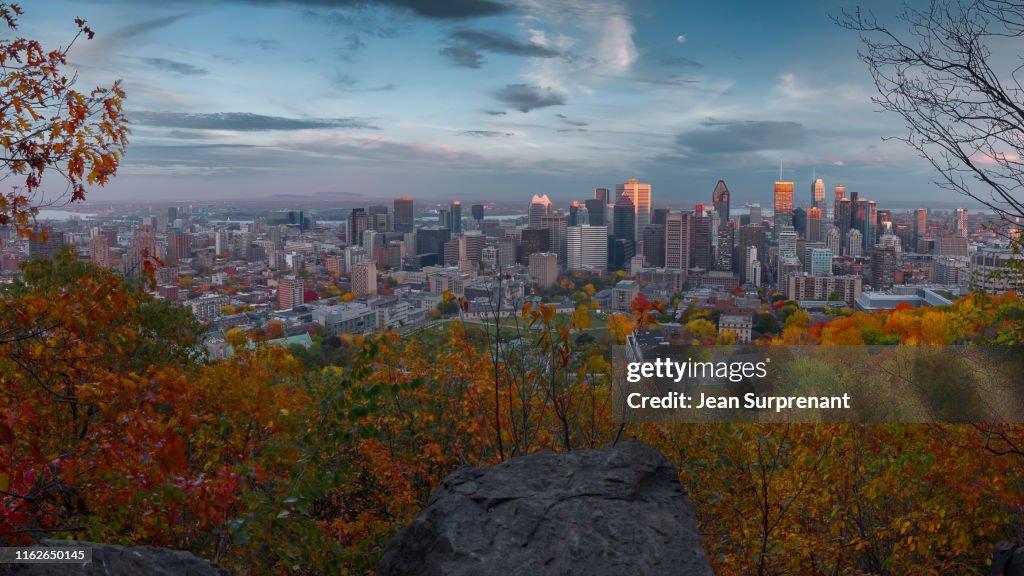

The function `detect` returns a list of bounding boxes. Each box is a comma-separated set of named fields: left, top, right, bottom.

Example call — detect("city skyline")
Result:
left=18, top=0, right=1008, bottom=209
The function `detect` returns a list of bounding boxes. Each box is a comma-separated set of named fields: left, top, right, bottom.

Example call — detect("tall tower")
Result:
left=529, top=194, right=552, bottom=228
left=450, top=201, right=463, bottom=235
left=807, top=206, right=823, bottom=243
left=613, top=192, right=636, bottom=244
left=594, top=187, right=611, bottom=205
left=773, top=181, right=794, bottom=236
left=955, top=207, right=969, bottom=238
left=833, top=185, right=846, bottom=225
left=812, top=178, right=826, bottom=211
left=664, top=212, right=692, bottom=271
left=616, top=178, right=651, bottom=241
left=394, top=197, right=414, bottom=233
left=913, top=208, right=927, bottom=250
left=712, top=179, right=730, bottom=228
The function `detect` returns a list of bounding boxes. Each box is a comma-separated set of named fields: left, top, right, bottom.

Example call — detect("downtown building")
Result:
left=786, top=274, right=863, bottom=306
left=567, top=225, right=608, bottom=272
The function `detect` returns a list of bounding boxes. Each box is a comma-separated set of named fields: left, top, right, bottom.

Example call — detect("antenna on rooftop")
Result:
left=779, top=159, right=783, bottom=181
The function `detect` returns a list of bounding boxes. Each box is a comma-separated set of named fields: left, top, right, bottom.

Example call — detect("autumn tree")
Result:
left=0, top=2, right=127, bottom=242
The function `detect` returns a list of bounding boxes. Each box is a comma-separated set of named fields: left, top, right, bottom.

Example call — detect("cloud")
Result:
left=234, top=37, right=282, bottom=51
left=460, top=130, right=514, bottom=137
left=140, top=57, right=209, bottom=76
left=334, top=74, right=397, bottom=92
left=778, top=73, right=820, bottom=100
left=676, top=120, right=807, bottom=153
left=485, top=110, right=507, bottom=116
left=131, top=111, right=378, bottom=131
left=441, top=46, right=484, bottom=68
left=269, top=0, right=511, bottom=20
left=108, top=14, right=189, bottom=41
left=494, top=84, right=566, bottom=112
left=658, top=55, right=703, bottom=68
left=555, top=113, right=588, bottom=127
left=675, top=34, right=687, bottom=44
left=596, top=15, right=638, bottom=73
left=448, top=29, right=559, bottom=57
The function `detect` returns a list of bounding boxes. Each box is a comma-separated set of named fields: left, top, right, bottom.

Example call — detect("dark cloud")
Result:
left=556, top=128, right=588, bottom=133
left=441, top=46, right=484, bottom=68
left=108, top=14, right=188, bottom=41
left=494, top=84, right=565, bottom=113
left=140, top=57, right=209, bottom=76
left=132, top=111, right=377, bottom=131
left=460, top=130, right=513, bottom=137
left=267, top=0, right=510, bottom=20
left=448, top=29, right=559, bottom=57
left=676, top=120, right=806, bottom=153
left=485, top=110, right=507, bottom=116
left=334, top=74, right=397, bottom=92
left=555, top=113, right=588, bottom=127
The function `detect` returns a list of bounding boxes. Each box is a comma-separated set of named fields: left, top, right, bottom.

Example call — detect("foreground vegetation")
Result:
left=2, top=253, right=1023, bottom=575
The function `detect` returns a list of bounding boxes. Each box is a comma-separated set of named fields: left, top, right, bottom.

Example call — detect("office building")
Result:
left=712, top=179, right=730, bottom=228
left=529, top=252, right=559, bottom=288
left=616, top=178, right=651, bottom=242
left=277, top=276, right=304, bottom=311
left=529, top=194, right=552, bottom=228
left=567, top=225, right=609, bottom=271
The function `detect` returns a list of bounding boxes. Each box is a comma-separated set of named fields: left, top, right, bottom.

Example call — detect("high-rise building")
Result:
left=749, top=204, right=762, bottom=225
left=90, top=236, right=111, bottom=268
left=737, top=225, right=766, bottom=282
left=807, top=207, right=823, bottom=243
left=529, top=194, right=552, bottom=228
left=866, top=200, right=878, bottom=250
left=28, top=225, right=64, bottom=260
left=652, top=207, right=670, bottom=227
left=616, top=178, right=651, bottom=242
left=613, top=192, right=636, bottom=244
left=168, top=229, right=190, bottom=264
left=277, top=276, right=304, bottom=310
left=870, top=245, right=898, bottom=290
left=914, top=208, right=927, bottom=250
left=519, top=227, right=550, bottom=264
left=809, top=248, right=833, bottom=277
left=347, top=208, right=368, bottom=246
left=847, top=229, right=863, bottom=257
left=716, top=223, right=734, bottom=272
left=542, top=213, right=568, bottom=266
left=568, top=201, right=585, bottom=227
left=585, top=198, right=606, bottom=227
left=745, top=245, right=761, bottom=286
left=567, top=225, right=608, bottom=271
left=833, top=185, right=846, bottom=225
left=471, top=204, right=485, bottom=223
left=594, top=187, right=611, bottom=205
left=450, top=201, right=463, bottom=235
left=712, top=179, right=730, bottom=228
left=351, top=261, right=378, bottom=297
left=936, top=233, right=970, bottom=257
left=773, top=181, right=794, bottom=235
left=664, top=212, right=692, bottom=270
left=642, top=225, right=665, bottom=267
left=792, top=207, right=807, bottom=238
left=529, top=252, right=559, bottom=288
left=693, top=212, right=712, bottom=270
left=838, top=198, right=853, bottom=253
left=394, top=197, right=414, bottom=233
left=826, top=225, right=841, bottom=256
left=812, top=178, right=826, bottom=211
left=955, top=208, right=969, bottom=238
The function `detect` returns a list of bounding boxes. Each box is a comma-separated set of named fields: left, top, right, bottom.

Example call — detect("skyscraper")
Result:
left=773, top=181, right=794, bottom=236
left=616, top=178, right=651, bottom=242
left=471, top=204, right=485, bottom=223
left=642, top=225, right=665, bottom=267
left=693, top=211, right=712, bottom=270
left=613, top=192, right=636, bottom=244
left=529, top=194, right=552, bottom=228
left=449, top=201, right=463, bottom=235
left=168, top=229, right=190, bottom=265
left=351, top=261, right=378, bottom=297
left=542, top=213, right=569, bottom=266
left=807, top=207, right=823, bottom=243
left=716, top=223, right=734, bottom=272
left=812, top=178, right=826, bottom=211
left=955, top=208, right=969, bottom=238
left=870, top=245, right=898, bottom=290
left=712, top=179, right=730, bottom=228
left=594, top=187, right=611, bottom=205
left=347, top=208, right=368, bottom=246
left=833, top=185, right=846, bottom=225
left=394, top=197, right=414, bottom=233
left=567, top=225, right=608, bottom=271
left=914, top=208, right=927, bottom=251
left=585, top=198, right=606, bottom=227
left=277, top=276, right=304, bottom=311
left=664, top=212, right=692, bottom=271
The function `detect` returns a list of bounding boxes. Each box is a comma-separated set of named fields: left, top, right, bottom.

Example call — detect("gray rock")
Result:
left=8, top=540, right=230, bottom=576
left=380, top=440, right=713, bottom=576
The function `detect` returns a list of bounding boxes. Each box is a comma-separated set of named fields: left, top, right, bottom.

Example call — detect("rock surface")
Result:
left=8, top=540, right=230, bottom=576
left=379, top=440, right=713, bottom=576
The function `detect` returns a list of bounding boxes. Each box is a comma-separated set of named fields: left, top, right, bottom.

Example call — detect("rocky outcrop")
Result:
left=992, top=541, right=1024, bottom=576
left=7, top=540, right=230, bottom=575
left=380, top=440, right=713, bottom=576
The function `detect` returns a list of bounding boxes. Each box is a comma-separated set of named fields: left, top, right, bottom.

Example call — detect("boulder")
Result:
left=380, top=439, right=713, bottom=576
left=8, top=540, right=230, bottom=576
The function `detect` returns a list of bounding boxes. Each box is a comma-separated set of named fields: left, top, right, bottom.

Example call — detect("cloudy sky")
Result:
left=20, top=0, right=979, bottom=209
